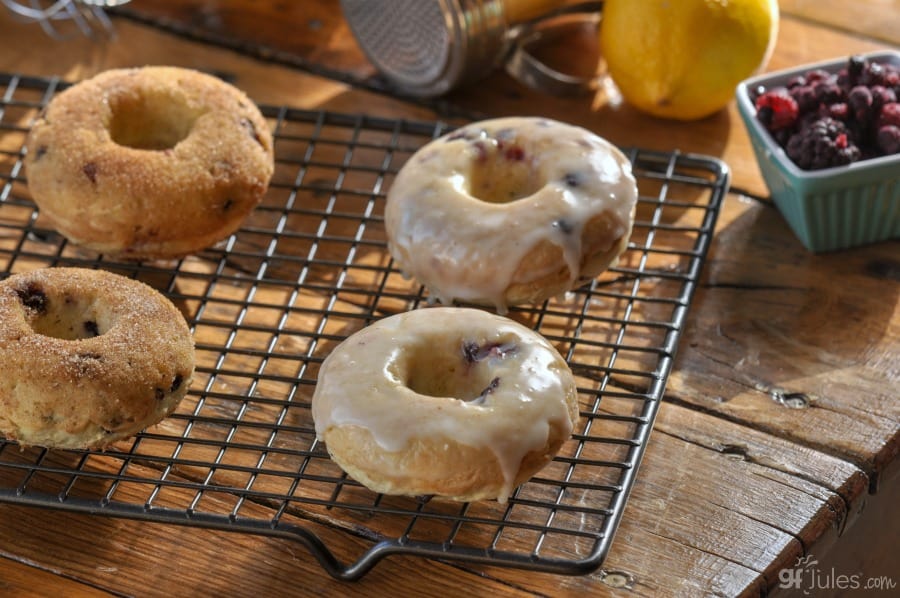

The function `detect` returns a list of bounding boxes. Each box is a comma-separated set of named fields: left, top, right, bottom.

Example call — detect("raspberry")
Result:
left=876, top=125, right=900, bottom=155
left=786, top=117, right=862, bottom=170
left=755, top=88, right=799, bottom=131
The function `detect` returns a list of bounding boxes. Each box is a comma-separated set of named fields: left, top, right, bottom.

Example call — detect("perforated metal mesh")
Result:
left=0, top=72, right=729, bottom=580
left=341, top=0, right=452, bottom=81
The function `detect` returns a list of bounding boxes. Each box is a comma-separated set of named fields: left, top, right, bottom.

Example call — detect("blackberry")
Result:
left=786, top=117, right=862, bottom=170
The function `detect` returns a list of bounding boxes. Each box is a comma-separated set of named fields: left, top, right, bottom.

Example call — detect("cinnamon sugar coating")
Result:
left=0, top=268, right=195, bottom=449
left=24, top=66, right=274, bottom=260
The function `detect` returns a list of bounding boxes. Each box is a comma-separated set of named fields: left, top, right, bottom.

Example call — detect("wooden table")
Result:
left=0, top=2, right=897, bottom=596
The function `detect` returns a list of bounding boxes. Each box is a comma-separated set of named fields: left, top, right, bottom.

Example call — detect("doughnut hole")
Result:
left=20, top=285, right=111, bottom=340
left=108, top=89, right=201, bottom=150
left=467, top=140, right=544, bottom=204
left=400, top=333, right=519, bottom=402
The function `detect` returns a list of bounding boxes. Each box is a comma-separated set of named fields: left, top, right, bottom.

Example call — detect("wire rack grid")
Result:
left=0, top=72, right=729, bottom=581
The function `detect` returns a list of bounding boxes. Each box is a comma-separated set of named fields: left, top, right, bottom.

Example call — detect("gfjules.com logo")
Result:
left=778, top=555, right=897, bottom=594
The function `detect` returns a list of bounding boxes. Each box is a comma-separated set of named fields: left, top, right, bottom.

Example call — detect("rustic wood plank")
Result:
left=0, top=501, right=537, bottom=596
left=780, top=0, right=900, bottom=45
left=0, top=399, right=867, bottom=596
left=0, top=556, right=114, bottom=597
left=780, top=477, right=900, bottom=597
left=0, top=4, right=897, bottom=597
left=474, top=401, right=869, bottom=596
left=666, top=231, right=900, bottom=487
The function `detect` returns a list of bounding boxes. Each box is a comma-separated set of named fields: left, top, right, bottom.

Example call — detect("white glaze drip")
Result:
left=385, top=117, right=637, bottom=312
left=312, top=307, right=577, bottom=502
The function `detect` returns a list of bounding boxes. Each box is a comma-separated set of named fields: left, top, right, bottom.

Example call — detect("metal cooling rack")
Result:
left=0, top=71, right=729, bottom=581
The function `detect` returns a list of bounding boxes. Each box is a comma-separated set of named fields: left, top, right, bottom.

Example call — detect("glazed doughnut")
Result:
left=385, top=116, right=638, bottom=313
left=24, top=66, right=274, bottom=260
left=312, top=307, right=579, bottom=503
left=0, top=268, right=195, bottom=449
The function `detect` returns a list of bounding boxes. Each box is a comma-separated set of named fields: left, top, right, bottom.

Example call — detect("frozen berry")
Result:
left=805, top=69, right=832, bottom=84
left=786, top=75, right=807, bottom=89
left=755, top=88, right=799, bottom=131
left=754, top=55, right=900, bottom=168
left=864, top=62, right=886, bottom=86
left=820, top=102, right=849, bottom=121
left=750, top=84, right=767, bottom=102
left=885, top=69, right=900, bottom=88
left=847, top=55, right=867, bottom=86
left=870, top=86, right=897, bottom=112
left=878, top=102, right=900, bottom=128
left=790, top=85, right=819, bottom=113
left=876, top=125, right=900, bottom=155
left=786, top=117, right=862, bottom=170
left=814, top=80, right=843, bottom=104
left=848, top=85, right=873, bottom=121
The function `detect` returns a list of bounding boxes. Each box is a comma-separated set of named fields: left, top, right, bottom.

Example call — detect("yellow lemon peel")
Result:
left=600, top=0, right=779, bottom=120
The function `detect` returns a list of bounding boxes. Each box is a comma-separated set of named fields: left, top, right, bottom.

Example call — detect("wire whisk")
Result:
left=2, top=0, right=131, bottom=39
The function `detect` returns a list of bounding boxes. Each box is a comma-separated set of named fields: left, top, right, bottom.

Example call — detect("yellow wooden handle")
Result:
left=501, top=0, right=571, bottom=24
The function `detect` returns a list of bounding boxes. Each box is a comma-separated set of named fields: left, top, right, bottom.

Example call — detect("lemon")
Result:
left=600, top=0, right=779, bottom=120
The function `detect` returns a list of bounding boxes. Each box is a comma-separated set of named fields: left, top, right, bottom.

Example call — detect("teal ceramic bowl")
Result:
left=735, top=50, right=900, bottom=253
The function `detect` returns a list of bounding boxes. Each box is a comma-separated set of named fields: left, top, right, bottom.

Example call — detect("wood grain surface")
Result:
left=0, top=1, right=898, bottom=597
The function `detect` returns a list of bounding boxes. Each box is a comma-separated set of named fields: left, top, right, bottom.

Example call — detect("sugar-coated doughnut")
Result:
left=0, top=268, right=195, bottom=449
left=24, top=66, right=274, bottom=260
left=312, top=307, right=579, bottom=503
left=385, top=116, right=637, bottom=313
